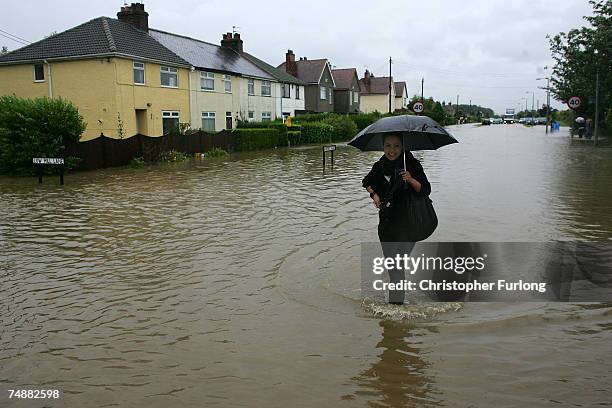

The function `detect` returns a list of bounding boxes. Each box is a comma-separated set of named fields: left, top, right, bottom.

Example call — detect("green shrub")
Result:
left=349, top=112, right=381, bottom=131
left=204, top=147, right=229, bottom=159
left=160, top=149, right=189, bottom=162
left=322, top=114, right=358, bottom=142
left=301, top=122, right=334, bottom=143
left=293, top=112, right=333, bottom=123
left=287, top=130, right=302, bottom=146
left=130, top=156, right=145, bottom=168
left=0, top=95, right=86, bottom=175
left=233, top=128, right=283, bottom=151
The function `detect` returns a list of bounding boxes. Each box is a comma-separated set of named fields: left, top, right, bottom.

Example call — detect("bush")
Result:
left=349, top=112, right=381, bottom=131
left=321, top=114, right=358, bottom=142
left=301, top=122, right=334, bottom=143
left=160, top=149, right=189, bottom=163
left=130, top=156, right=145, bottom=168
left=287, top=130, right=302, bottom=146
left=293, top=112, right=333, bottom=123
left=204, top=147, right=229, bottom=159
left=233, top=128, right=283, bottom=151
left=0, top=95, right=86, bottom=174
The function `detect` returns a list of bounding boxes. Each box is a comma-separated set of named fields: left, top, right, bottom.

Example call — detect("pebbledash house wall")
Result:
left=0, top=57, right=189, bottom=141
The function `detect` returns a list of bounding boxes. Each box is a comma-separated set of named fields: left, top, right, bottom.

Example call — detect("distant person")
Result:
left=586, top=118, right=593, bottom=139
left=362, top=134, right=432, bottom=305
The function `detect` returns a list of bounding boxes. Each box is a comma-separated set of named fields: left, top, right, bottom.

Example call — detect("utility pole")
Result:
left=456, top=94, right=459, bottom=124
left=594, top=49, right=600, bottom=145
left=469, top=99, right=472, bottom=121
left=388, top=56, right=392, bottom=114
left=421, top=77, right=424, bottom=102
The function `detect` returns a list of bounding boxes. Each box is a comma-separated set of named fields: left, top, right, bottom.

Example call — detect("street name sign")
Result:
left=33, top=158, right=64, bottom=165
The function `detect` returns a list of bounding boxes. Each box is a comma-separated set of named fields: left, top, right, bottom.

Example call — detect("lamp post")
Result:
left=525, top=91, right=534, bottom=124
left=536, top=76, right=551, bottom=133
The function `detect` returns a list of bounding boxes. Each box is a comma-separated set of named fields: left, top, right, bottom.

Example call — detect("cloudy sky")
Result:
left=0, top=0, right=594, bottom=114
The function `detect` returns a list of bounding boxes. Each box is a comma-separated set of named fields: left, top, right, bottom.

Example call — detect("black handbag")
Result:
left=380, top=176, right=438, bottom=242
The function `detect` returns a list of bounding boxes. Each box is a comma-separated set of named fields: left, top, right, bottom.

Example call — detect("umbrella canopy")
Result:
left=348, top=115, right=457, bottom=151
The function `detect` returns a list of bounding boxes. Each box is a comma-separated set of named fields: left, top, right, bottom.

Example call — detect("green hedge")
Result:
left=233, top=128, right=286, bottom=151
left=322, top=115, right=358, bottom=142
left=0, top=95, right=86, bottom=175
left=301, top=122, right=334, bottom=143
left=287, top=130, right=302, bottom=146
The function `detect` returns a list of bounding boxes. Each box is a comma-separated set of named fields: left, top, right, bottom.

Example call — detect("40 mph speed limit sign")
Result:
left=412, top=101, right=424, bottom=113
left=567, top=96, right=581, bottom=110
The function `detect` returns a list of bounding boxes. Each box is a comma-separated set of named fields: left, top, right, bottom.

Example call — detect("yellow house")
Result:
left=0, top=5, right=191, bottom=141
left=358, top=70, right=396, bottom=114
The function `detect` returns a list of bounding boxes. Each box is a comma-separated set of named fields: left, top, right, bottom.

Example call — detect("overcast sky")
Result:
left=0, top=0, right=595, bottom=114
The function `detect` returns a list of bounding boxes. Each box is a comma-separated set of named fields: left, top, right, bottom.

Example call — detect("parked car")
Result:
left=482, top=118, right=491, bottom=125
left=491, top=118, right=503, bottom=124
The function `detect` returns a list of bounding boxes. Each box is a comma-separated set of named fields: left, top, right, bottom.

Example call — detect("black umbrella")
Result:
left=348, top=115, right=457, bottom=171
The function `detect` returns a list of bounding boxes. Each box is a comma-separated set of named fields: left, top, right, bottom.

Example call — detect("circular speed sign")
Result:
left=413, top=101, right=424, bottom=113
left=567, top=96, right=581, bottom=110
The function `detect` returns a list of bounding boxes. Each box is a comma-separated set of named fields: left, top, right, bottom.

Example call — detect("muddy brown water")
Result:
left=1, top=124, right=611, bottom=407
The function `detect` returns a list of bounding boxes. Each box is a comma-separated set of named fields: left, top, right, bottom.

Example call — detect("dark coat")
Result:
left=362, top=154, right=432, bottom=242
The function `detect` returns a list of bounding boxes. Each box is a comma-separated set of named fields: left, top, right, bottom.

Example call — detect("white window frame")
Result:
left=201, top=112, right=216, bottom=132
left=281, top=83, right=290, bottom=98
left=262, top=112, right=272, bottom=122
left=261, top=80, right=271, bottom=96
left=133, top=61, right=145, bottom=85
left=201, top=72, right=214, bottom=91
left=329, top=87, right=332, bottom=104
left=223, top=74, right=232, bottom=93
left=162, top=111, right=180, bottom=134
left=354, top=91, right=359, bottom=104
left=320, top=85, right=327, bottom=100
left=161, top=66, right=178, bottom=88
left=296, top=86, right=300, bottom=100
left=33, top=63, right=45, bottom=82
left=248, top=79, right=255, bottom=95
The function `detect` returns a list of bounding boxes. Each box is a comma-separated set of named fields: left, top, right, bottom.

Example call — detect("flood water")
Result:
left=1, top=124, right=611, bottom=407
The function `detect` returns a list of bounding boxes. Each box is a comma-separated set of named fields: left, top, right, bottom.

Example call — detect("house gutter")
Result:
left=44, top=60, right=53, bottom=98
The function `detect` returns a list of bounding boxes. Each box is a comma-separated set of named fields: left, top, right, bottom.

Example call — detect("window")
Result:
left=329, top=87, right=332, bottom=104
left=201, top=72, right=214, bottom=90
left=248, top=111, right=254, bottom=119
left=201, top=112, right=215, bottom=132
left=320, top=85, right=327, bottom=100
left=223, top=75, right=232, bottom=93
left=281, top=83, right=290, bottom=98
left=262, top=112, right=271, bottom=122
left=354, top=91, right=359, bottom=104
left=261, top=80, right=271, bottom=96
left=296, top=86, right=300, bottom=100
left=162, top=111, right=180, bottom=134
left=133, top=61, right=145, bottom=85
left=248, top=79, right=255, bottom=95
left=161, top=66, right=178, bottom=88
left=34, top=63, right=44, bottom=81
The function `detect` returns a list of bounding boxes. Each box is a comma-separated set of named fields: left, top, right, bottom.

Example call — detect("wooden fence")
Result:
left=64, top=130, right=234, bottom=171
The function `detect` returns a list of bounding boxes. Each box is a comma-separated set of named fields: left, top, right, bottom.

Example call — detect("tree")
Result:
left=549, top=0, right=611, bottom=125
left=0, top=46, right=8, bottom=55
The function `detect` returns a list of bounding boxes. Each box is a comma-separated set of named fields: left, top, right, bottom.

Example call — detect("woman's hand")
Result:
left=372, top=193, right=381, bottom=208
left=399, top=170, right=413, bottom=182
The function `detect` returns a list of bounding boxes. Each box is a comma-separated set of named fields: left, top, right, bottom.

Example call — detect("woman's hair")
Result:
left=383, top=133, right=402, bottom=143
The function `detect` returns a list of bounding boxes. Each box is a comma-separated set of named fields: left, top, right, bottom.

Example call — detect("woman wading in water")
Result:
left=362, top=134, right=432, bottom=305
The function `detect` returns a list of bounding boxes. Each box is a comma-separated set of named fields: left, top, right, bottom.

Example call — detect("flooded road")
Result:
left=1, top=124, right=611, bottom=407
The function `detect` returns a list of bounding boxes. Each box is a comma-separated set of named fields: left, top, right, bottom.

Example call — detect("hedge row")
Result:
left=0, top=95, right=86, bottom=175
left=233, top=128, right=287, bottom=151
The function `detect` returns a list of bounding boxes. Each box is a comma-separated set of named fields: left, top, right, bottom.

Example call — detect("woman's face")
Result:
left=383, top=135, right=402, bottom=161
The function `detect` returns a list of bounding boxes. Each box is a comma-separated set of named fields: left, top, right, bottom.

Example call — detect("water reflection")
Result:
left=347, top=321, right=440, bottom=407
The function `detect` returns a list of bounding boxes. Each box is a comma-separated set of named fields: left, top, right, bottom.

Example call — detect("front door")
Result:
left=225, top=112, right=232, bottom=130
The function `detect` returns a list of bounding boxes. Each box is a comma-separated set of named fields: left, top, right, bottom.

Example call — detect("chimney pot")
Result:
left=117, top=2, right=149, bottom=32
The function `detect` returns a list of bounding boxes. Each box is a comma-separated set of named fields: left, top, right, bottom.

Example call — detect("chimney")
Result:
left=363, top=69, right=371, bottom=88
left=285, top=50, right=297, bottom=77
left=117, top=3, right=149, bottom=32
left=221, top=32, right=243, bottom=54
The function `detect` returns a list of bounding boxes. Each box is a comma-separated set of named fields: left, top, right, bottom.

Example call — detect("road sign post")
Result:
left=322, top=145, right=336, bottom=167
left=33, top=157, right=65, bottom=185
